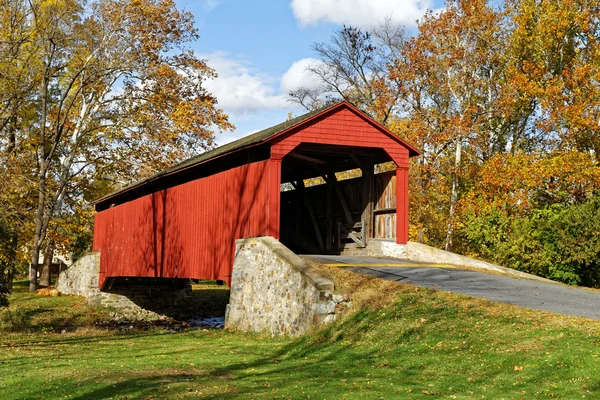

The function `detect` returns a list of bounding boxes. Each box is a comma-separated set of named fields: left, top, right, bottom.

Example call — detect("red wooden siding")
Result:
left=92, top=160, right=272, bottom=289
left=92, top=103, right=416, bottom=288
left=271, top=106, right=411, bottom=244
left=267, top=159, right=282, bottom=239
left=374, top=171, right=396, bottom=239
left=396, top=167, right=409, bottom=244
left=271, top=107, right=410, bottom=168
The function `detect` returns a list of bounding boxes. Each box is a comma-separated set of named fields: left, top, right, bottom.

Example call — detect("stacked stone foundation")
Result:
left=59, top=238, right=348, bottom=332
left=225, top=236, right=346, bottom=336
left=57, top=253, right=193, bottom=321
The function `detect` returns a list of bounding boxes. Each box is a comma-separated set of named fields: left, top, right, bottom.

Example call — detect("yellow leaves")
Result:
left=460, top=150, right=600, bottom=219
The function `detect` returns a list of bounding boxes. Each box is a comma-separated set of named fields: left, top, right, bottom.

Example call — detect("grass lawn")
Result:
left=1, top=269, right=599, bottom=399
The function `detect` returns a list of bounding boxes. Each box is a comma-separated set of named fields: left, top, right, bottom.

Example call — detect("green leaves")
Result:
left=462, top=196, right=600, bottom=287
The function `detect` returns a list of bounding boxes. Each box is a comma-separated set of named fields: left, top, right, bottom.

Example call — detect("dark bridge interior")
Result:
left=279, top=143, right=397, bottom=255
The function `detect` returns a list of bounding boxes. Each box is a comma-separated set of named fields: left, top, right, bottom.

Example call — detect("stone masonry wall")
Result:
left=56, top=252, right=101, bottom=298
left=56, top=253, right=192, bottom=321
left=225, top=237, right=349, bottom=336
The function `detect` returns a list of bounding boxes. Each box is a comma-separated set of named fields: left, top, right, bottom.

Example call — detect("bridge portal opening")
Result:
left=279, top=143, right=398, bottom=255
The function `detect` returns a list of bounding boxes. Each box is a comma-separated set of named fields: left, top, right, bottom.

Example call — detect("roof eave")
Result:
left=91, top=102, right=347, bottom=206
left=92, top=101, right=420, bottom=207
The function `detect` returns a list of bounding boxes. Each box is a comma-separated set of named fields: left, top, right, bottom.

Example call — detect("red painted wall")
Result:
left=271, top=107, right=410, bottom=168
left=92, top=104, right=414, bottom=289
left=93, top=160, right=272, bottom=288
left=271, top=106, right=411, bottom=244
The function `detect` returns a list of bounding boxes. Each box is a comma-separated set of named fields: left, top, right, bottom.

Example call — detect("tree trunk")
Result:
left=30, top=172, right=46, bottom=292
left=39, top=241, right=54, bottom=287
left=29, top=242, right=40, bottom=293
left=6, top=266, right=14, bottom=292
left=445, top=138, right=462, bottom=252
left=30, top=168, right=48, bottom=292
left=5, top=231, right=17, bottom=292
left=30, top=55, right=51, bottom=293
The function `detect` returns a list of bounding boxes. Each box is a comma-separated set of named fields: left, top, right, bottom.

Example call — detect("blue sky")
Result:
left=175, top=0, right=444, bottom=145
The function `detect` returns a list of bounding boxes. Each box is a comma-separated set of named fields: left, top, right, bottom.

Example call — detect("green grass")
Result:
left=1, top=271, right=600, bottom=399
left=0, top=281, right=114, bottom=333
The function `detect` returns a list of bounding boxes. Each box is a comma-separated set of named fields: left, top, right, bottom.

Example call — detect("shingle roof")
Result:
left=93, top=100, right=420, bottom=206
left=92, top=102, right=337, bottom=205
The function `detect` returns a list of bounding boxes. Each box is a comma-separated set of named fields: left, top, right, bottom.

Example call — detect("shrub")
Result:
left=461, top=196, right=600, bottom=288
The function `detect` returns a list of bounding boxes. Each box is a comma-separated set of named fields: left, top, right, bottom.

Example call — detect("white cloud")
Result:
left=204, top=0, right=219, bottom=9
left=280, top=57, right=324, bottom=94
left=290, top=0, right=435, bottom=29
left=200, top=53, right=332, bottom=144
left=202, top=51, right=287, bottom=118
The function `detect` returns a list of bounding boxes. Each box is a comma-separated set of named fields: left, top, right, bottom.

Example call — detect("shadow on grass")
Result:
left=22, top=331, right=421, bottom=400
left=6, top=272, right=600, bottom=399
left=11, top=280, right=29, bottom=288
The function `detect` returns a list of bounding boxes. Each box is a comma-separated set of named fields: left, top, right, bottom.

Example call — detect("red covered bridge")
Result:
left=92, top=101, right=419, bottom=289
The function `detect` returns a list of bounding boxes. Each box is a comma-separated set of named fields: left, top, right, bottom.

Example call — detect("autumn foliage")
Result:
left=294, top=0, right=600, bottom=287
left=0, top=0, right=233, bottom=291
left=2, top=0, right=600, bottom=289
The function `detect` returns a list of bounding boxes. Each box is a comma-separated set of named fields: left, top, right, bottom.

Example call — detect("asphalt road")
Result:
left=305, top=255, right=600, bottom=320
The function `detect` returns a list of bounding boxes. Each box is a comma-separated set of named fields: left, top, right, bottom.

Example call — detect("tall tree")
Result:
left=290, top=21, right=407, bottom=125
left=0, top=0, right=233, bottom=291
left=389, top=0, right=522, bottom=249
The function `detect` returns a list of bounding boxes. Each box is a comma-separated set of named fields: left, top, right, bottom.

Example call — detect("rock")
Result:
left=326, top=301, right=336, bottom=314
left=323, top=314, right=337, bottom=324
left=226, top=237, right=336, bottom=336
left=332, top=294, right=344, bottom=303
left=316, top=303, right=329, bottom=315
left=320, top=291, right=333, bottom=301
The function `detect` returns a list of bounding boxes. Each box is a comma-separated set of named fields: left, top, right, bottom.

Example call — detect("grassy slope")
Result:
left=1, top=269, right=599, bottom=399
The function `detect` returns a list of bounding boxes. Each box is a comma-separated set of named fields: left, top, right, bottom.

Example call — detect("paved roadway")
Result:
left=304, top=255, right=600, bottom=320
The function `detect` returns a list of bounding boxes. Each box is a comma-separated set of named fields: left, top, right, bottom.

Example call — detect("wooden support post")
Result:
left=396, top=166, right=409, bottom=244
left=327, top=169, right=353, bottom=225
left=268, top=159, right=282, bottom=239
left=303, top=196, right=325, bottom=252
left=326, top=175, right=333, bottom=252
left=308, top=162, right=353, bottom=226
left=356, top=155, right=374, bottom=243
left=288, top=152, right=326, bottom=165
left=296, top=180, right=325, bottom=252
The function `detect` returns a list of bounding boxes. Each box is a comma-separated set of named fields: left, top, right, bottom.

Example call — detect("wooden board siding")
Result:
left=374, top=171, right=396, bottom=239
left=92, top=102, right=416, bottom=287
left=280, top=171, right=399, bottom=248
left=271, top=106, right=411, bottom=244
left=92, top=160, right=272, bottom=289
left=396, top=167, right=409, bottom=244
left=270, top=107, right=410, bottom=169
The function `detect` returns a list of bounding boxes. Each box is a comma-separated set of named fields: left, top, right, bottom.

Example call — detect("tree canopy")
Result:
left=0, top=0, right=233, bottom=291
left=292, top=0, right=600, bottom=286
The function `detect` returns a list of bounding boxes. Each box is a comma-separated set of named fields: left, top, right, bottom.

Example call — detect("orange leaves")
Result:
left=1, top=0, right=234, bottom=287
left=388, top=0, right=600, bottom=251
left=462, top=150, right=600, bottom=217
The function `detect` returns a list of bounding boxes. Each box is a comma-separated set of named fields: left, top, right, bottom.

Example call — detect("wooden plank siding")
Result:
left=280, top=171, right=399, bottom=249
left=271, top=107, right=410, bottom=168
left=92, top=160, right=271, bottom=288
left=271, top=106, right=410, bottom=244
left=374, top=171, right=397, bottom=239
left=92, top=102, right=416, bottom=288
